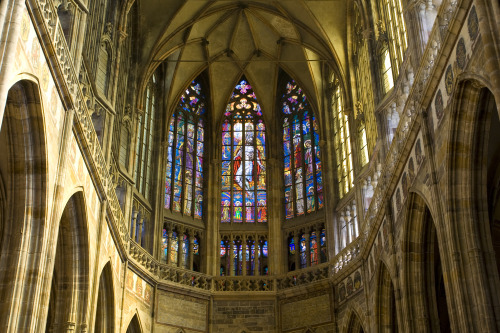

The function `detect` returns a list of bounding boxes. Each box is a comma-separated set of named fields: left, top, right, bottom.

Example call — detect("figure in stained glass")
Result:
left=281, top=78, right=323, bottom=219
left=165, top=79, right=206, bottom=219
left=221, top=78, right=267, bottom=223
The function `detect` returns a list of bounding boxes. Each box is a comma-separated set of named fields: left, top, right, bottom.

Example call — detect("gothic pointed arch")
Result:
left=94, top=262, right=116, bottom=333
left=279, top=73, right=324, bottom=219
left=445, top=78, right=500, bottom=331
left=126, top=314, right=143, bottom=333
left=403, top=193, right=450, bottom=332
left=46, top=191, right=90, bottom=332
left=221, top=76, right=267, bottom=224
left=165, top=77, right=208, bottom=219
left=344, top=309, right=365, bottom=333
left=0, top=80, right=48, bottom=331
left=376, top=262, right=398, bottom=332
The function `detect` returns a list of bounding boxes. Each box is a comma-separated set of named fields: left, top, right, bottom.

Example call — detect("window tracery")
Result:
left=221, top=79, right=267, bottom=223
left=134, top=74, right=157, bottom=200
left=332, top=84, right=354, bottom=198
left=281, top=79, right=323, bottom=219
left=353, top=5, right=376, bottom=166
left=165, top=80, right=206, bottom=219
left=378, top=0, right=408, bottom=85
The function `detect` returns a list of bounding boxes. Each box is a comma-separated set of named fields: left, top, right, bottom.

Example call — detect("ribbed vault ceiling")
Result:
left=139, top=1, right=347, bottom=121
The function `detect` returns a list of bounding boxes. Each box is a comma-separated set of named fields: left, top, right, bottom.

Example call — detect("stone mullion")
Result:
left=242, top=235, right=247, bottom=276
left=137, top=215, right=144, bottom=245
left=167, top=227, right=174, bottom=265
left=305, top=232, right=311, bottom=267
left=189, top=233, right=195, bottom=271
left=293, top=233, right=300, bottom=270
left=178, top=227, right=185, bottom=268
left=255, top=236, right=260, bottom=276
left=230, top=236, right=236, bottom=276
left=131, top=209, right=138, bottom=241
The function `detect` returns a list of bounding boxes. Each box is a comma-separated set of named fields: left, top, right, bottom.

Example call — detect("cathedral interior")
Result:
left=0, top=0, right=500, bottom=332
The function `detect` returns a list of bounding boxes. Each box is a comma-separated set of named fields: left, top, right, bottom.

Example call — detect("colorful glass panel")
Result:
left=281, top=79, right=323, bottom=219
left=162, top=229, right=168, bottom=262
left=289, top=238, right=296, bottom=255
left=310, top=232, right=318, bottom=266
left=300, top=235, right=307, bottom=268
left=221, top=78, right=267, bottom=223
left=165, top=80, right=206, bottom=219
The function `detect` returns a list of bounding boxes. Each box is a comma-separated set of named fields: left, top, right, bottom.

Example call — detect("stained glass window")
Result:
left=221, top=78, right=267, bottom=223
left=300, top=235, right=307, bottom=269
left=135, top=75, right=157, bottom=200
left=320, top=229, right=327, bottom=263
left=170, top=232, right=178, bottom=264
left=194, top=237, right=199, bottom=255
left=161, top=229, right=168, bottom=263
left=310, top=232, right=318, bottom=266
left=182, top=234, right=189, bottom=269
left=289, top=237, right=296, bottom=255
left=165, top=80, right=206, bottom=219
left=281, top=79, right=323, bottom=219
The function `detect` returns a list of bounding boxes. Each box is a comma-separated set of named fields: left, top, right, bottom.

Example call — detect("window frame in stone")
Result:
left=280, top=79, right=324, bottom=220
left=378, top=0, right=408, bottom=82
left=164, top=80, right=207, bottom=219
left=134, top=74, right=157, bottom=200
left=220, top=78, right=267, bottom=224
left=332, top=85, right=354, bottom=198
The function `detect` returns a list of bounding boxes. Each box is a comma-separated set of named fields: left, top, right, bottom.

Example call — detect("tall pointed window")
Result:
left=221, top=78, right=267, bottom=223
left=165, top=80, right=206, bottom=219
left=332, top=83, right=354, bottom=198
left=135, top=74, right=157, bottom=200
left=281, top=80, right=323, bottom=219
left=353, top=5, right=376, bottom=166
left=378, top=0, right=407, bottom=83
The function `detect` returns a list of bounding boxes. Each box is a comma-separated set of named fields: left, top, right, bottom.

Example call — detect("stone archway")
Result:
left=126, top=314, right=142, bottom=333
left=45, top=192, right=90, bottom=332
left=0, top=80, right=48, bottom=331
left=376, top=262, right=398, bottom=333
left=345, top=310, right=364, bottom=333
left=445, top=80, right=500, bottom=331
left=94, top=262, right=115, bottom=333
left=403, top=193, right=450, bottom=332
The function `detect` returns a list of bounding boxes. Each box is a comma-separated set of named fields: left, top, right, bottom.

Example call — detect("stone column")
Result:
left=255, top=237, right=260, bottom=276
left=305, top=232, right=311, bottom=267
left=230, top=238, right=236, bottom=276
left=189, top=234, right=195, bottom=270
left=167, top=228, right=174, bottom=265
left=242, top=236, right=247, bottom=276
left=345, top=208, right=352, bottom=245
left=137, top=217, right=144, bottom=246
left=131, top=210, right=138, bottom=241
left=293, top=234, right=300, bottom=270
left=352, top=202, right=359, bottom=239
left=178, top=230, right=185, bottom=268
